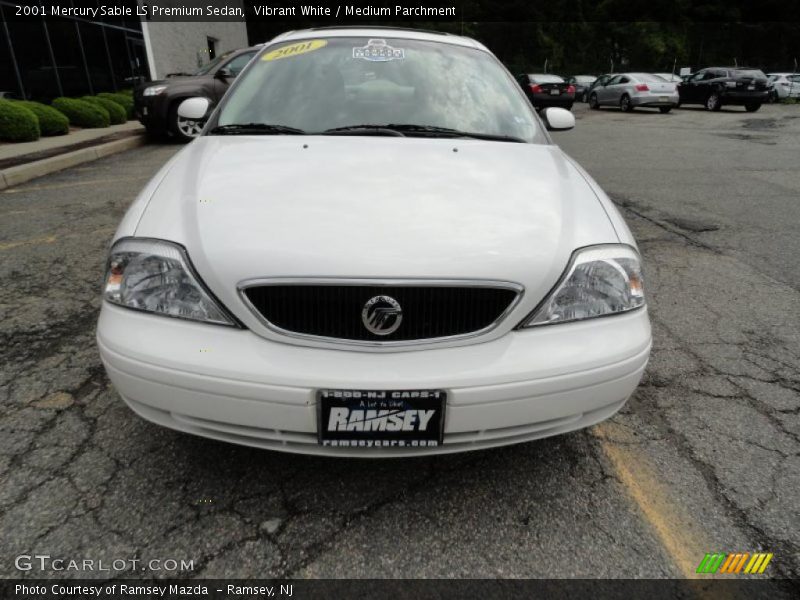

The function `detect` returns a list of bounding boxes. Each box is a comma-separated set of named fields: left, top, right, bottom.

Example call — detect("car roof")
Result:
left=269, top=26, right=488, bottom=52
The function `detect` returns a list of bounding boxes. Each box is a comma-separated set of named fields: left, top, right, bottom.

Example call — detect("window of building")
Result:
left=6, top=18, right=60, bottom=101
left=78, top=21, right=115, bottom=93
left=47, top=18, right=91, bottom=96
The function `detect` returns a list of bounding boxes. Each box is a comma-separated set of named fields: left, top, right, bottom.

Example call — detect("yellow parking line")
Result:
left=0, top=235, right=57, bottom=251
left=593, top=422, right=706, bottom=579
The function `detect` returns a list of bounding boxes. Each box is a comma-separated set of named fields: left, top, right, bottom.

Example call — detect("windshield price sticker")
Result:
left=263, top=39, right=328, bottom=62
left=353, top=39, right=405, bottom=62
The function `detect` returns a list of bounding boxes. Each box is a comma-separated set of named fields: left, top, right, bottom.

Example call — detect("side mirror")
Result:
left=215, top=68, right=233, bottom=80
left=541, top=107, right=575, bottom=131
left=177, top=97, right=211, bottom=120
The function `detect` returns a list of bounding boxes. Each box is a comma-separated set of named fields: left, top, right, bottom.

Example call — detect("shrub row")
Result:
left=52, top=97, right=110, bottom=128
left=16, top=101, right=69, bottom=136
left=98, top=92, right=134, bottom=119
left=82, top=96, right=127, bottom=124
left=0, top=91, right=133, bottom=143
left=0, top=99, right=40, bottom=142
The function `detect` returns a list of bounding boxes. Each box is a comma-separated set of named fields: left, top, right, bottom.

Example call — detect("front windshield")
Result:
left=193, top=51, right=235, bottom=76
left=217, top=37, right=542, bottom=142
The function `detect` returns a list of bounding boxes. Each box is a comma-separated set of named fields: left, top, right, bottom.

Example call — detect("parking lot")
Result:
left=1, top=103, right=798, bottom=583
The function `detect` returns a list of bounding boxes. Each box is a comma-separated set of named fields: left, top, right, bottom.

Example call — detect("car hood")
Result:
left=132, top=136, right=619, bottom=326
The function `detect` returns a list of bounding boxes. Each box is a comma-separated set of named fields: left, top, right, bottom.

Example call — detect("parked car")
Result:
left=677, top=67, right=769, bottom=112
left=97, top=28, right=650, bottom=456
left=588, top=73, right=679, bottom=112
left=653, top=73, right=683, bottom=83
left=587, top=73, right=617, bottom=96
left=134, top=46, right=260, bottom=142
left=766, top=73, right=800, bottom=101
left=517, top=73, right=576, bottom=110
left=566, top=75, right=597, bottom=102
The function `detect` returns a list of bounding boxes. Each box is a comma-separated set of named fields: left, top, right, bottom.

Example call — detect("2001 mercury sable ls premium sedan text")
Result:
left=96, top=28, right=652, bottom=456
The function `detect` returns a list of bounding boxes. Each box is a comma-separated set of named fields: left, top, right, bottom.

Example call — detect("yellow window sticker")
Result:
left=262, top=40, right=328, bottom=61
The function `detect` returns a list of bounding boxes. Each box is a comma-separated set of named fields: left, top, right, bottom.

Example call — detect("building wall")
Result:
left=142, top=20, right=248, bottom=80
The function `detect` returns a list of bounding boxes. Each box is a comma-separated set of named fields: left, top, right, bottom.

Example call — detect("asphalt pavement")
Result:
left=0, top=103, right=798, bottom=584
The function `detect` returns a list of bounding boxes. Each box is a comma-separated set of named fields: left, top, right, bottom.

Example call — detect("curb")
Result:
left=0, top=135, right=147, bottom=191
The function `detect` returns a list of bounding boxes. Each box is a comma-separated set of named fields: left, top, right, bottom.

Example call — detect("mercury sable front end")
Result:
left=97, top=28, right=651, bottom=456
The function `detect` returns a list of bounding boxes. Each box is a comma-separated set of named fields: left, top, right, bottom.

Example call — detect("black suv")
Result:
left=677, top=67, right=769, bottom=112
left=134, top=46, right=260, bottom=142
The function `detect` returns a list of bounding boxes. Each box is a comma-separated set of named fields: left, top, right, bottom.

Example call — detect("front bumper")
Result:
left=97, top=303, right=651, bottom=456
left=134, top=93, right=169, bottom=131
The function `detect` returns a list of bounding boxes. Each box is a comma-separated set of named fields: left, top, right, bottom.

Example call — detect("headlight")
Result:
left=520, top=245, right=645, bottom=328
left=143, top=85, right=167, bottom=96
left=103, top=238, right=237, bottom=327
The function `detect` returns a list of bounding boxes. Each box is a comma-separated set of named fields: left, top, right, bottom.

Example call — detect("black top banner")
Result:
left=2, top=0, right=799, bottom=22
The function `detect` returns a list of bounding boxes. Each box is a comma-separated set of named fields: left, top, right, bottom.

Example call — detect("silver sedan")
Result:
left=588, top=73, right=679, bottom=113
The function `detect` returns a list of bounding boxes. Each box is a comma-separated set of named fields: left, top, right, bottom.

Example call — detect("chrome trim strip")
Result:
left=236, top=277, right=525, bottom=349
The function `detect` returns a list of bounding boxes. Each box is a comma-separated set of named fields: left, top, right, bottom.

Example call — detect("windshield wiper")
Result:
left=320, top=125, right=406, bottom=137
left=208, top=123, right=307, bottom=135
left=320, top=123, right=525, bottom=142
left=384, top=124, right=527, bottom=143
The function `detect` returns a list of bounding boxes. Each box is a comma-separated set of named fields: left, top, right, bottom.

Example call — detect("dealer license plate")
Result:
left=318, top=389, right=445, bottom=448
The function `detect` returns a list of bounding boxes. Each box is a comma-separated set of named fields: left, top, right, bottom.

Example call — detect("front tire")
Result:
left=620, top=94, right=634, bottom=112
left=168, top=103, right=204, bottom=143
left=589, top=93, right=600, bottom=109
left=705, top=92, right=722, bottom=111
left=659, top=106, right=672, bottom=114
left=744, top=102, right=762, bottom=112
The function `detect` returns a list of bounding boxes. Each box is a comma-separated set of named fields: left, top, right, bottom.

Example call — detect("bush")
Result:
left=82, top=96, right=126, bottom=124
left=0, top=99, right=40, bottom=142
left=16, top=100, right=69, bottom=136
left=98, top=92, right=134, bottom=119
left=52, top=97, right=110, bottom=128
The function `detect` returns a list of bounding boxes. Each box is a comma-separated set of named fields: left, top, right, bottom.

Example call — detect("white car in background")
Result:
left=767, top=73, right=800, bottom=100
left=97, top=28, right=651, bottom=456
left=654, top=72, right=683, bottom=83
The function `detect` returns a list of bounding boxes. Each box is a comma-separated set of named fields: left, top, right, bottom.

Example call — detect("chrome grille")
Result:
left=241, top=281, right=521, bottom=344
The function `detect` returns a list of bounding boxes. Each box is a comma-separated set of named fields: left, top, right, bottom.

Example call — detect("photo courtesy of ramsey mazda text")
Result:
left=97, top=28, right=651, bottom=456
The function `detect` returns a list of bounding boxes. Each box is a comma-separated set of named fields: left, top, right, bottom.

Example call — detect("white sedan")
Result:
left=97, top=28, right=651, bottom=456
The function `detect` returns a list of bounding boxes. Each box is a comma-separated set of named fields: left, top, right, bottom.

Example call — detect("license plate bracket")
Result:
left=318, top=389, right=446, bottom=448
